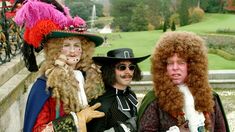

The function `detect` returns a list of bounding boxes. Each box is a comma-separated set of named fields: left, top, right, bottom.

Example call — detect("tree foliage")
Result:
left=110, top=0, right=137, bottom=32
left=178, top=0, right=190, bottom=26
left=142, top=0, right=162, bottom=29
left=163, top=21, right=167, bottom=32
left=224, top=0, right=235, bottom=12
left=171, top=21, right=176, bottom=31
left=97, top=0, right=226, bottom=32
left=65, top=0, right=103, bottom=21
left=129, top=4, right=148, bottom=31
left=189, top=7, right=205, bottom=23
left=200, top=0, right=225, bottom=13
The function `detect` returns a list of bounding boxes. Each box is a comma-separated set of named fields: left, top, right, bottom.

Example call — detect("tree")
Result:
left=202, top=0, right=225, bottom=13
left=160, top=0, right=171, bottom=24
left=224, top=0, right=235, bottom=12
left=110, top=0, right=137, bottom=31
left=65, top=0, right=103, bottom=21
left=199, top=0, right=209, bottom=11
left=171, top=21, right=176, bottom=31
left=163, top=21, right=167, bottom=32
left=129, top=4, right=148, bottom=31
left=178, top=0, right=190, bottom=26
left=189, top=7, right=205, bottom=23
left=142, top=0, right=162, bottom=29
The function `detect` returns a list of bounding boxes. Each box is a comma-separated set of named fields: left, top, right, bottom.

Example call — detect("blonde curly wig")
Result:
left=40, top=36, right=104, bottom=113
left=151, top=31, right=214, bottom=128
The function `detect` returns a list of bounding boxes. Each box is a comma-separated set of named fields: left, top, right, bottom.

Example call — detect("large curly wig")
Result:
left=40, top=36, right=104, bottom=113
left=151, top=31, right=214, bottom=128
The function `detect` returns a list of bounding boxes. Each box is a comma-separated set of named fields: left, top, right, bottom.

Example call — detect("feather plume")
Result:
left=27, top=20, right=59, bottom=47
left=14, top=0, right=68, bottom=28
left=73, top=16, right=86, bottom=27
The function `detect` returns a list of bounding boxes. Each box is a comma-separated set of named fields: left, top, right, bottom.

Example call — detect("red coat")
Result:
left=33, top=97, right=66, bottom=131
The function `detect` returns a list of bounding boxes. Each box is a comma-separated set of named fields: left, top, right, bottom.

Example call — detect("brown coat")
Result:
left=139, top=93, right=227, bottom=132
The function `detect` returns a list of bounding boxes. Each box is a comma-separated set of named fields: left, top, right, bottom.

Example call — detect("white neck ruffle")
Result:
left=73, top=70, right=88, bottom=108
left=178, top=84, right=205, bottom=132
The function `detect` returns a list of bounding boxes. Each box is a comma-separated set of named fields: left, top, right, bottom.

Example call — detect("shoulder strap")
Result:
left=213, top=91, right=230, bottom=132
left=137, top=90, right=156, bottom=123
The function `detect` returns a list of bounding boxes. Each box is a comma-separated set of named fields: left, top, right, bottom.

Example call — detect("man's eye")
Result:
left=179, top=61, right=186, bottom=64
left=167, top=62, right=173, bottom=65
left=63, top=44, right=70, bottom=47
left=74, top=44, right=81, bottom=47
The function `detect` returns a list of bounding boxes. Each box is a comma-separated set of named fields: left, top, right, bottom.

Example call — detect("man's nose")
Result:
left=69, top=46, right=75, bottom=52
left=172, top=63, right=179, bottom=69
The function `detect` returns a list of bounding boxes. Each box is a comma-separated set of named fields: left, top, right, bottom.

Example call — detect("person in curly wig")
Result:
left=87, top=48, right=150, bottom=132
left=29, top=36, right=105, bottom=132
left=15, top=0, right=105, bottom=132
left=41, top=36, right=104, bottom=102
left=138, top=31, right=229, bottom=132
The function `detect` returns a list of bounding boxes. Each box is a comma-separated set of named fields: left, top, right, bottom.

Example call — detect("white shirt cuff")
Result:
left=166, top=126, right=180, bottom=132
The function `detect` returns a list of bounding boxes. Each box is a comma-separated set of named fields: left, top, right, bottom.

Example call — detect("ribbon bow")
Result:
left=116, top=88, right=138, bottom=111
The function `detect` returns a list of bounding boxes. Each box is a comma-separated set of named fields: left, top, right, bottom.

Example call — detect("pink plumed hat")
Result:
left=14, top=0, right=103, bottom=48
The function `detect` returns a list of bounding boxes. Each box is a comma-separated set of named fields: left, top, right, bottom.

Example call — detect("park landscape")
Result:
left=95, top=13, right=235, bottom=71
left=1, top=0, right=235, bottom=130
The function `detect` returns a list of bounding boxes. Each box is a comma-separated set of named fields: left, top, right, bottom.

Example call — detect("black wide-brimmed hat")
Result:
left=93, top=48, right=150, bottom=65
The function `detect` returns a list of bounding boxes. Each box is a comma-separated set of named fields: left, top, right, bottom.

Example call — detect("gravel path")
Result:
left=227, top=111, right=235, bottom=131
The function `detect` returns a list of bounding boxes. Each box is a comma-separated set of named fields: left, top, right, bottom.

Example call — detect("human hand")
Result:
left=76, top=103, right=104, bottom=132
left=178, top=120, right=190, bottom=132
left=76, top=103, right=105, bottom=123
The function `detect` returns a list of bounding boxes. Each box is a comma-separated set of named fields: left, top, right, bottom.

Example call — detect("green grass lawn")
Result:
left=208, top=54, right=235, bottom=70
left=179, top=13, right=235, bottom=34
left=95, top=13, right=235, bottom=71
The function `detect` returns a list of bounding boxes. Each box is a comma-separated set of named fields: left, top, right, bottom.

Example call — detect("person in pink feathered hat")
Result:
left=14, top=0, right=106, bottom=131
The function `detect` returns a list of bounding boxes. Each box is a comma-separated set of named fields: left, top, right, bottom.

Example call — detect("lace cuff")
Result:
left=120, top=123, right=131, bottom=132
left=52, top=114, right=77, bottom=131
left=166, top=126, right=180, bottom=132
left=70, top=112, right=80, bottom=130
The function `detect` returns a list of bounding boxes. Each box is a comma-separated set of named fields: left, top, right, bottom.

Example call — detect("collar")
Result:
left=115, top=87, right=138, bottom=111
left=178, top=84, right=205, bottom=131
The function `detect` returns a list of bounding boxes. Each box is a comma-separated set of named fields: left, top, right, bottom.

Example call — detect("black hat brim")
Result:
left=93, top=55, right=150, bottom=65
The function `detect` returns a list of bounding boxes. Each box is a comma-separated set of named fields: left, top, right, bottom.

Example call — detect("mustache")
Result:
left=120, top=74, right=133, bottom=79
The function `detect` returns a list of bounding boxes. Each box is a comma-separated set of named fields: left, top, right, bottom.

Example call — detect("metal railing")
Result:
left=0, top=0, right=23, bottom=65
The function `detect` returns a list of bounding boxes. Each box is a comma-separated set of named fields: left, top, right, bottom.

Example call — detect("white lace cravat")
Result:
left=73, top=70, right=88, bottom=107
left=178, top=84, right=205, bottom=132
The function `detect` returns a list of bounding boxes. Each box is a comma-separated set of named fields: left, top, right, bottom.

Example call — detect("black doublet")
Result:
left=87, top=85, right=138, bottom=132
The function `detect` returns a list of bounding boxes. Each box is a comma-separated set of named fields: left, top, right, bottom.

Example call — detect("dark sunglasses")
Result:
left=116, top=64, right=136, bottom=71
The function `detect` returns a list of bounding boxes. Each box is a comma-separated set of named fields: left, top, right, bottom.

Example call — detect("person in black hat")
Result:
left=14, top=0, right=106, bottom=132
left=87, top=48, right=150, bottom=132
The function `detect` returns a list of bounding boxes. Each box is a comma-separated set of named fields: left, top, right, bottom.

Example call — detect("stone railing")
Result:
left=131, top=70, right=235, bottom=92
left=0, top=53, right=235, bottom=131
left=0, top=53, right=44, bottom=132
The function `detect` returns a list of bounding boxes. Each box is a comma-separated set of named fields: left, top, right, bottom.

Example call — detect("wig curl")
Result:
left=40, top=36, right=104, bottom=113
left=151, top=31, right=214, bottom=128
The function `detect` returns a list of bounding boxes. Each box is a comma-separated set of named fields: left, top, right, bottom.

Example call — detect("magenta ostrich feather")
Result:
left=14, top=0, right=69, bottom=28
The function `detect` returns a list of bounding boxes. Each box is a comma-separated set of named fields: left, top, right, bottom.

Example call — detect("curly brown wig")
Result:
left=40, top=36, right=104, bottom=113
left=151, top=31, right=214, bottom=128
